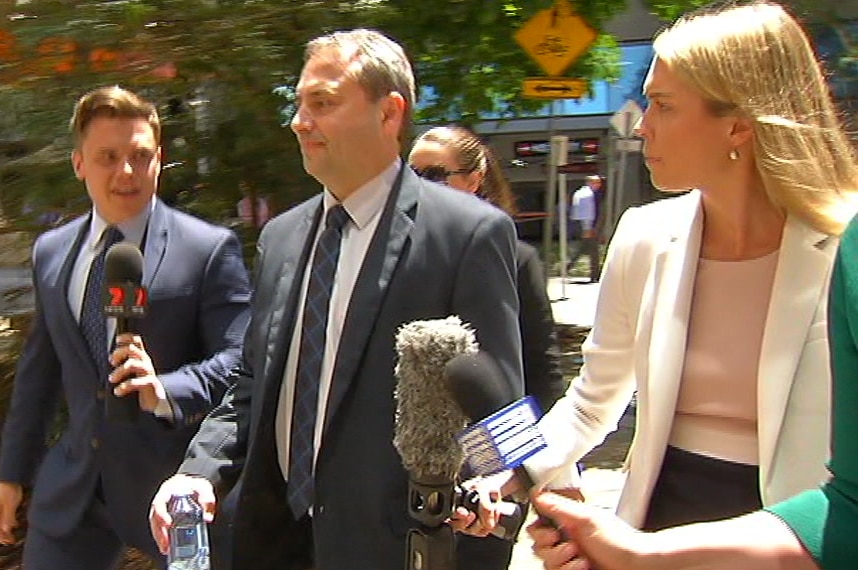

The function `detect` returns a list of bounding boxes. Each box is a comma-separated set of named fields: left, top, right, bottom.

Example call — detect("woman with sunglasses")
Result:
left=409, top=125, right=571, bottom=570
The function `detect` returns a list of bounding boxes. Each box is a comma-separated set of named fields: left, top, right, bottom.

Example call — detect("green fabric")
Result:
left=766, top=215, right=858, bottom=570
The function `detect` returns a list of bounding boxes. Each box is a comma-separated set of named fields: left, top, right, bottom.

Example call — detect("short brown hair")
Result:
left=70, top=85, right=161, bottom=147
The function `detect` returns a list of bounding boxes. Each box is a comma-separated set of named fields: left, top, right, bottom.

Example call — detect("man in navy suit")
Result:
left=0, top=86, right=251, bottom=569
left=149, top=29, right=523, bottom=570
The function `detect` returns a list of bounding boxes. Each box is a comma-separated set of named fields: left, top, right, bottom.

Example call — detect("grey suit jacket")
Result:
left=180, top=166, right=524, bottom=570
left=0, top=199, right=251, bottom=551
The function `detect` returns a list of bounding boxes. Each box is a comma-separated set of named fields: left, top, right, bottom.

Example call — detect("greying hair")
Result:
left=306, top=29, right=416, bottom=143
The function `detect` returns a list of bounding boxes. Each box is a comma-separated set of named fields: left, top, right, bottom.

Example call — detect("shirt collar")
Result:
left=323, top=159, right=400, bottom=230
left=88, top=196, right=155, bottom=250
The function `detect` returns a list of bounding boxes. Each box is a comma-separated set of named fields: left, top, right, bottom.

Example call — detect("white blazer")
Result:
left=528, top=190, right=835, bottom=527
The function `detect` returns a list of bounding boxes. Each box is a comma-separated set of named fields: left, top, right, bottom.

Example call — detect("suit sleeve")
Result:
left=177, top=365, right=253, bottom=492
left=0, top=242, right=63, bottom=484
left=452, top=211, right=524, bottom=401
left=176, top=233, right=264, bottom=490
left=158, top=230, right=251, bottom=428
left=766, top=215, right=858, bottom=570
left=525, top=207, right=640, bottom=487
left=517, top=243, right=567, bottom=413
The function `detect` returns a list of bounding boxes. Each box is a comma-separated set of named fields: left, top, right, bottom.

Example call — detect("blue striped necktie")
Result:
left=287, top=204, right=350, bottom=518
left=80, top=225, right=124, bottom=381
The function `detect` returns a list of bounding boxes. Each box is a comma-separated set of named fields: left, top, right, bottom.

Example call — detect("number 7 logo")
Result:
left=108, top=286, right=125, bottom=307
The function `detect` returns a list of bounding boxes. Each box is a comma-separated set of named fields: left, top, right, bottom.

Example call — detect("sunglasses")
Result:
left=412, top=165, right=472, bottom=184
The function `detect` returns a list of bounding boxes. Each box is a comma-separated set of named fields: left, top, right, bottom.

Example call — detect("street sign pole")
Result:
left=542, top=100, right=558, bottom=278
left=608, top=100, right=643, bottom=235
left=612, top=112, right=635, bottom=235
left=615, top=144, right=629, bottom=235
left=515, top=0, right=598, bottom=286
left=553, top=135, right=569, bottom=300
left=605, top=135, right=618, bottom=239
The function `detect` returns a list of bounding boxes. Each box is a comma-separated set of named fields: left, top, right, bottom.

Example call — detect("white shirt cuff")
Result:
left=153, top=396, right=175, bottom=421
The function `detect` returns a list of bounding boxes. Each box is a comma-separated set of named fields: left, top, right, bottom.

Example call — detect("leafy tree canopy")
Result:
left=16, top=0, right=824, bottom=233
left=0, top=0, right=650, bottom=227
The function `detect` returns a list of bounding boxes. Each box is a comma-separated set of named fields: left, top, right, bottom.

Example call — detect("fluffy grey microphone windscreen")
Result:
left=393, top=316, right=477, bottom=481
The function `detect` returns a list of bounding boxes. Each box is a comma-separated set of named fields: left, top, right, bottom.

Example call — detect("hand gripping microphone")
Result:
left=393, top=317, right=525, bottom=570
left=102, top=242, right=148, bottom=422
left=448, top=352, right=574, bottom=538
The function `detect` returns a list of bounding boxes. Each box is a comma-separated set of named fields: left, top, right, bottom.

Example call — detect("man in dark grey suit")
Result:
left=150, top=29, right=523, bottom=570
left=0, top=86, right=251, bottom=569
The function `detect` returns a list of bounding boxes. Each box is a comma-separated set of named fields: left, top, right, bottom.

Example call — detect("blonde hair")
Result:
left=70, top=85, right=160, bottom=147
left=415, top=126, right=518, bottom=216
left=654, top=1, right=858, bottom=236
left=306, top=29, right=415, bottom=144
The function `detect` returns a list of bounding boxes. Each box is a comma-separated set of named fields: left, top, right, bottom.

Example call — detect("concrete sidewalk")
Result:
left=546, top=276, right=600, bottom=328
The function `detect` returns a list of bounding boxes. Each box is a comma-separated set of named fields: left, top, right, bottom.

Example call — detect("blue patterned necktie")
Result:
left=80, top=226, right=124, bottom=381
left=288, top=204, right=350, bottom=518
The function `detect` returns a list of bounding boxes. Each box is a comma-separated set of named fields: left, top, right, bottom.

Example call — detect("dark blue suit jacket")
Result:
left=180, top=167, right=524, bottom=570
left=0, top=199, right=251, bottom=552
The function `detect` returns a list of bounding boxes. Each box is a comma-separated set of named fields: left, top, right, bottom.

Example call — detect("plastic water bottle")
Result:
left=167, top=493, right=210, bottom=570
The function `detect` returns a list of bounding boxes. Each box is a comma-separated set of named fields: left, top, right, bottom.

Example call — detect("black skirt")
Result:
left=642, top=445, right=763, bottom=531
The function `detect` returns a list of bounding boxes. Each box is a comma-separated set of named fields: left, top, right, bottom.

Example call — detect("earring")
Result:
left=728, top=149, right=739, bottom=160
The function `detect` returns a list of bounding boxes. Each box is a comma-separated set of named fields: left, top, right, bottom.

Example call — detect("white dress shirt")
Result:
left=571, top=185, right=596, bottom=231
left=67, top=201, right=152, bottom=326
left=276, top=160, right=400, bottom=484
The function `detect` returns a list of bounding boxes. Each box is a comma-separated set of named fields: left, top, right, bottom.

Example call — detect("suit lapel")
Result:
left=262, top=200, right=320, bottom=396
left=757, top=218, right=833, bottom=473
left=143, top=200, right=169, bottom=288
left=55, top=216, right=100, bottom=378
left=644, top=193, right=702, bottom=455
left=323, top=165, right=413, bottom=431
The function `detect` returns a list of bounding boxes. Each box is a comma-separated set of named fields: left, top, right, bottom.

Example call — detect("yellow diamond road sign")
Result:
left=522, top=77, right=588, bottom=100
left=514, top=0, right=597, bottom=77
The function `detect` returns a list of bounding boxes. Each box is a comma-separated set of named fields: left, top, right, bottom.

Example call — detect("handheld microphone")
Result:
left=102, top=242, right=148, bottom=422
left=394, top=316, right=474, bottom=570
left=446, top=353, right=547, bottom=478
left=393, top=317, right=523, bottom=562
left=447, top=352, right=561, bottom=534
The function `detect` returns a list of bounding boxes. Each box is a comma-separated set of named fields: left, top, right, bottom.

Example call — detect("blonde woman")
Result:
left=458, top=0, right=858, bottom=538
left=529, top=208, right=858, bottom=570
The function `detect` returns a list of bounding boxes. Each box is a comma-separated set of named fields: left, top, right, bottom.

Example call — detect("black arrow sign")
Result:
left=535, top=84, right=578, bottom=93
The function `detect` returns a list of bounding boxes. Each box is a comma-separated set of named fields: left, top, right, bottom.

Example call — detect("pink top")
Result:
left=668, top=250, right=779, bottom=466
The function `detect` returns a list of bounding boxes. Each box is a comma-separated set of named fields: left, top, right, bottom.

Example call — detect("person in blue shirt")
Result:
left=567, top=175, right=602, bottom=283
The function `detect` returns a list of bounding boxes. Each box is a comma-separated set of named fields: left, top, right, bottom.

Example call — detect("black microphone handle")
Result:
left=105, top=316, right=140, bottom=423
left=406, top=477, right=523, bottom=541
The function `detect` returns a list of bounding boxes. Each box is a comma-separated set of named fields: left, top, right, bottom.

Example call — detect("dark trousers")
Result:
left=22, top=489, right=165, bottom=570
left=220, top=475, right=316, bottom=570
left=642, top=445, right=763, bottom=531
left=567, top=221, right=600, bottom=282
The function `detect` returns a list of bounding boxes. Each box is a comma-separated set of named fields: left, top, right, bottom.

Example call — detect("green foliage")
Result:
left=643, top=0, right=710, bottom=22
left=374, top=0, right=627, bottom=125
left=0, top=0, right=637, bottom=227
